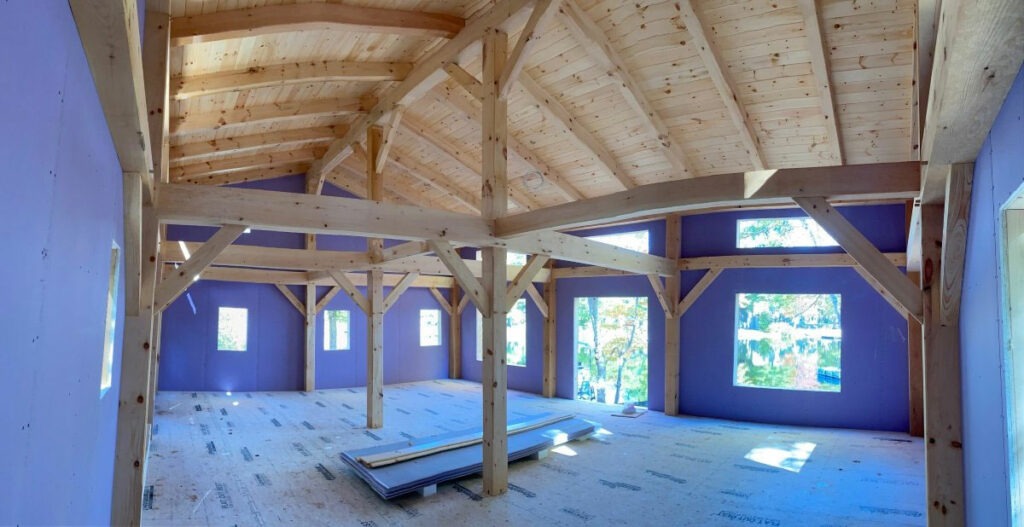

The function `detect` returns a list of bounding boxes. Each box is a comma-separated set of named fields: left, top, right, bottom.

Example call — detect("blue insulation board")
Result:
left=340, top=414, right=596, bottom=499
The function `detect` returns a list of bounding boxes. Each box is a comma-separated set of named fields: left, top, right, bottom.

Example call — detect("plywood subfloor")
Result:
left=143, top=379, right=925, bottom=526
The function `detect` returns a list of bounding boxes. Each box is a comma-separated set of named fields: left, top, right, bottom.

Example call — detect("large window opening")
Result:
left=1002, top=193, right=1024, bottom=521
left=737, top=217, right=838, bottom=248
left=99, top=242, right=120, bottom=397
left=323, top=309, right=350, bottom=351
left=217, top=307, right=248, bottom=352
left=573, top=297, right=649, bottom=405
left=475, top=298, right=527, bottom=367
left=734, top=293, right=842, bottom=392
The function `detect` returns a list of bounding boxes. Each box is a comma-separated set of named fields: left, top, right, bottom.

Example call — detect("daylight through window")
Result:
left=324, top=309, right=350, bottom=351
left=99, top=242, right=120, bottom=397
left=420, top=309, right=441, bottom=347
left=737, top=217, right=838, bottom=248
left=476, top=299, right=527, bottom=366
left=734, top=293, right=841, bottom=392
left=217, top=307, right=248, bottom=352
left=585, top=230, right=650, bottom=253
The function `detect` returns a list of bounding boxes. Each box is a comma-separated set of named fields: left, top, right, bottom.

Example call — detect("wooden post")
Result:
left=481, top=28, right=509, bottom=497
left=664, top=214, right=681, bottom=416
left=304, top=285, right=316, bottom=392
left=449, top=285, right=462, bottom=379
left=542, top=271, right=557, bottom=398
left=906, top=201, right=924, bottom=436
left=366, top=125, right=385, bottom=428
left=921, top=199, right=965, bottom=525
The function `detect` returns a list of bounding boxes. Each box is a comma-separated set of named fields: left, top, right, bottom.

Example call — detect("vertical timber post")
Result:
left=921, top=197, right=965, bottom=525
left=481, top=27, right=509, bottom=497
left=449, top=285, right=462, bottom=379
left=906, top=200, right=924, bottom=436
left=542, top=269, right=557, bottom=398
left=366, top=125, right=385, bottom=429
left=664, top=214, right=681, bottom=416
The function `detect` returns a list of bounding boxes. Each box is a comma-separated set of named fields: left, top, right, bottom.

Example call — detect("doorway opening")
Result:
left=573, top=296, right=649, bottom=406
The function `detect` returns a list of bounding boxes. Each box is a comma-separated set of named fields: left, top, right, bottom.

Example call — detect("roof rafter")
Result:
left=169, top=126, right=346, bottom=165
left=172, top=61, right=413, bottom=100
left=178, top=161, right=310, bottom=186
left=559, top=0, right=694, bottom=178
left=675, top=0, right=766, bottom=170
left=382, top=146, right=483, bottom=214
left=499, top=0, right=562, bottom=99
left=170, top=97, right=369, bottom=135
left=170, top=147, right=324, bottom=181
left=170, top=4, right=466, bottom=46
left=433, top=79, right=583, bottom=201
left=796, top=0, right=844, bottom=164
left=516, top=73, right=637, bottom=190
left=304, top=0, right=536, bottom=185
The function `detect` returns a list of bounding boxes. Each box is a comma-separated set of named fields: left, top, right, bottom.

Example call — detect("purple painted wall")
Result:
left=159, top=176, right=450, bottom=392
left=0, top=2, right=126, bottom=524
left=958, top=64, right=1024, bottom=525
left=677, top=206, right=910, bottom=431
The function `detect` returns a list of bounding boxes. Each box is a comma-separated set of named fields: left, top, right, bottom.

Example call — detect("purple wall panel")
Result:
left=0, top=2, right=126, bottom=524
left=677, top=206, right=910, bottom=431
left=160, top=176, right=450, bottom=392
left=958, top=65, right=1024, bottom=525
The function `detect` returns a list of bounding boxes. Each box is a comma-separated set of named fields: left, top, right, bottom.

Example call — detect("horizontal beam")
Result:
left=496, top=162, right=921, bottom=237
left=186, top=265, right=455, bottom=289
left=679, top=253, right=907, bottom=270
left=170, top=126, right=345, bottom=165
left=170, top=4, right=465, bottom=46
left=157, top=183, right=666, bottom=275
left=161, top=241, right=371, bottom=271
left=173, top=61, right=412, bottom=100
left=157, top=183, right=492, bottom=242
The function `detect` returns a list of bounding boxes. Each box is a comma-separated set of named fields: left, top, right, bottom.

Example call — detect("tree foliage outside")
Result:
left=734, top=293, right=842, bottom=392
left=324, top=309, right=350, bottom=350
left=737, top=217, right=838, bottom=248
left=574, top=297, right=649, bottom=405
left=419, top=309, right=441, bottom=347
left=217, top=307, right=248, bottom=352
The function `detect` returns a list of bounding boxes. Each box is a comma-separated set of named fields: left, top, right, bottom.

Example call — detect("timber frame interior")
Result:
left=67, top=0, right=1024, bottom=525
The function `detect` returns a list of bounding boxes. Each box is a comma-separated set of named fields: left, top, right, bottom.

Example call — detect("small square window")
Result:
left=476, top=299, right=527, bottom=367
left=323, top=309, right=350, bottom=351
left=420, top=309, right=442, bottom=346
left=100, top=242, right=120, bottom=397
left=734, top=293, right=842, bottom=392
left=217, top=307, right=248, bottom=352
left=736, top=218, right=838, bottom=248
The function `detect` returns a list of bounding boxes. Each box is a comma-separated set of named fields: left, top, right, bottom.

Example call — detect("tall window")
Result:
left=323, top=309, right=350, bottom=351
left=585, top=230, right=650, bottom=253
left=476, top=299, right=528, bottom=367
left=217, top=307, right=248, bottom=352
left=420, top=309, right=441, bottom=346
left=736, top=217, right=838, bottom=248
left=734, top=293, right=842, bottom=392
left=100, top=242, right=120, bottom=397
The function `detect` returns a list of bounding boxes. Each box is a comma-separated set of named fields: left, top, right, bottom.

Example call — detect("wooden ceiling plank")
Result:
left=170, top=97, right=368, bottom=135
left=499, top=0, right=562, bottom=99
left=305, top=0, right=535, bottom=185
left=559, top=1, right=694, bottom=179
left=797, top=0, right=844, bottom=164
left=384, top=147, right=483, bottom=214
left=675, top=0, right=766, bottom=170
left=170, top=4, right=466, bottom=45
left=173, top=61, right=414, bottom=100
left=517, top=73, right=637, bottom=189
left=495, top=162, right=921, bottom=236
left=431, top=81, right=583, bottom=202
